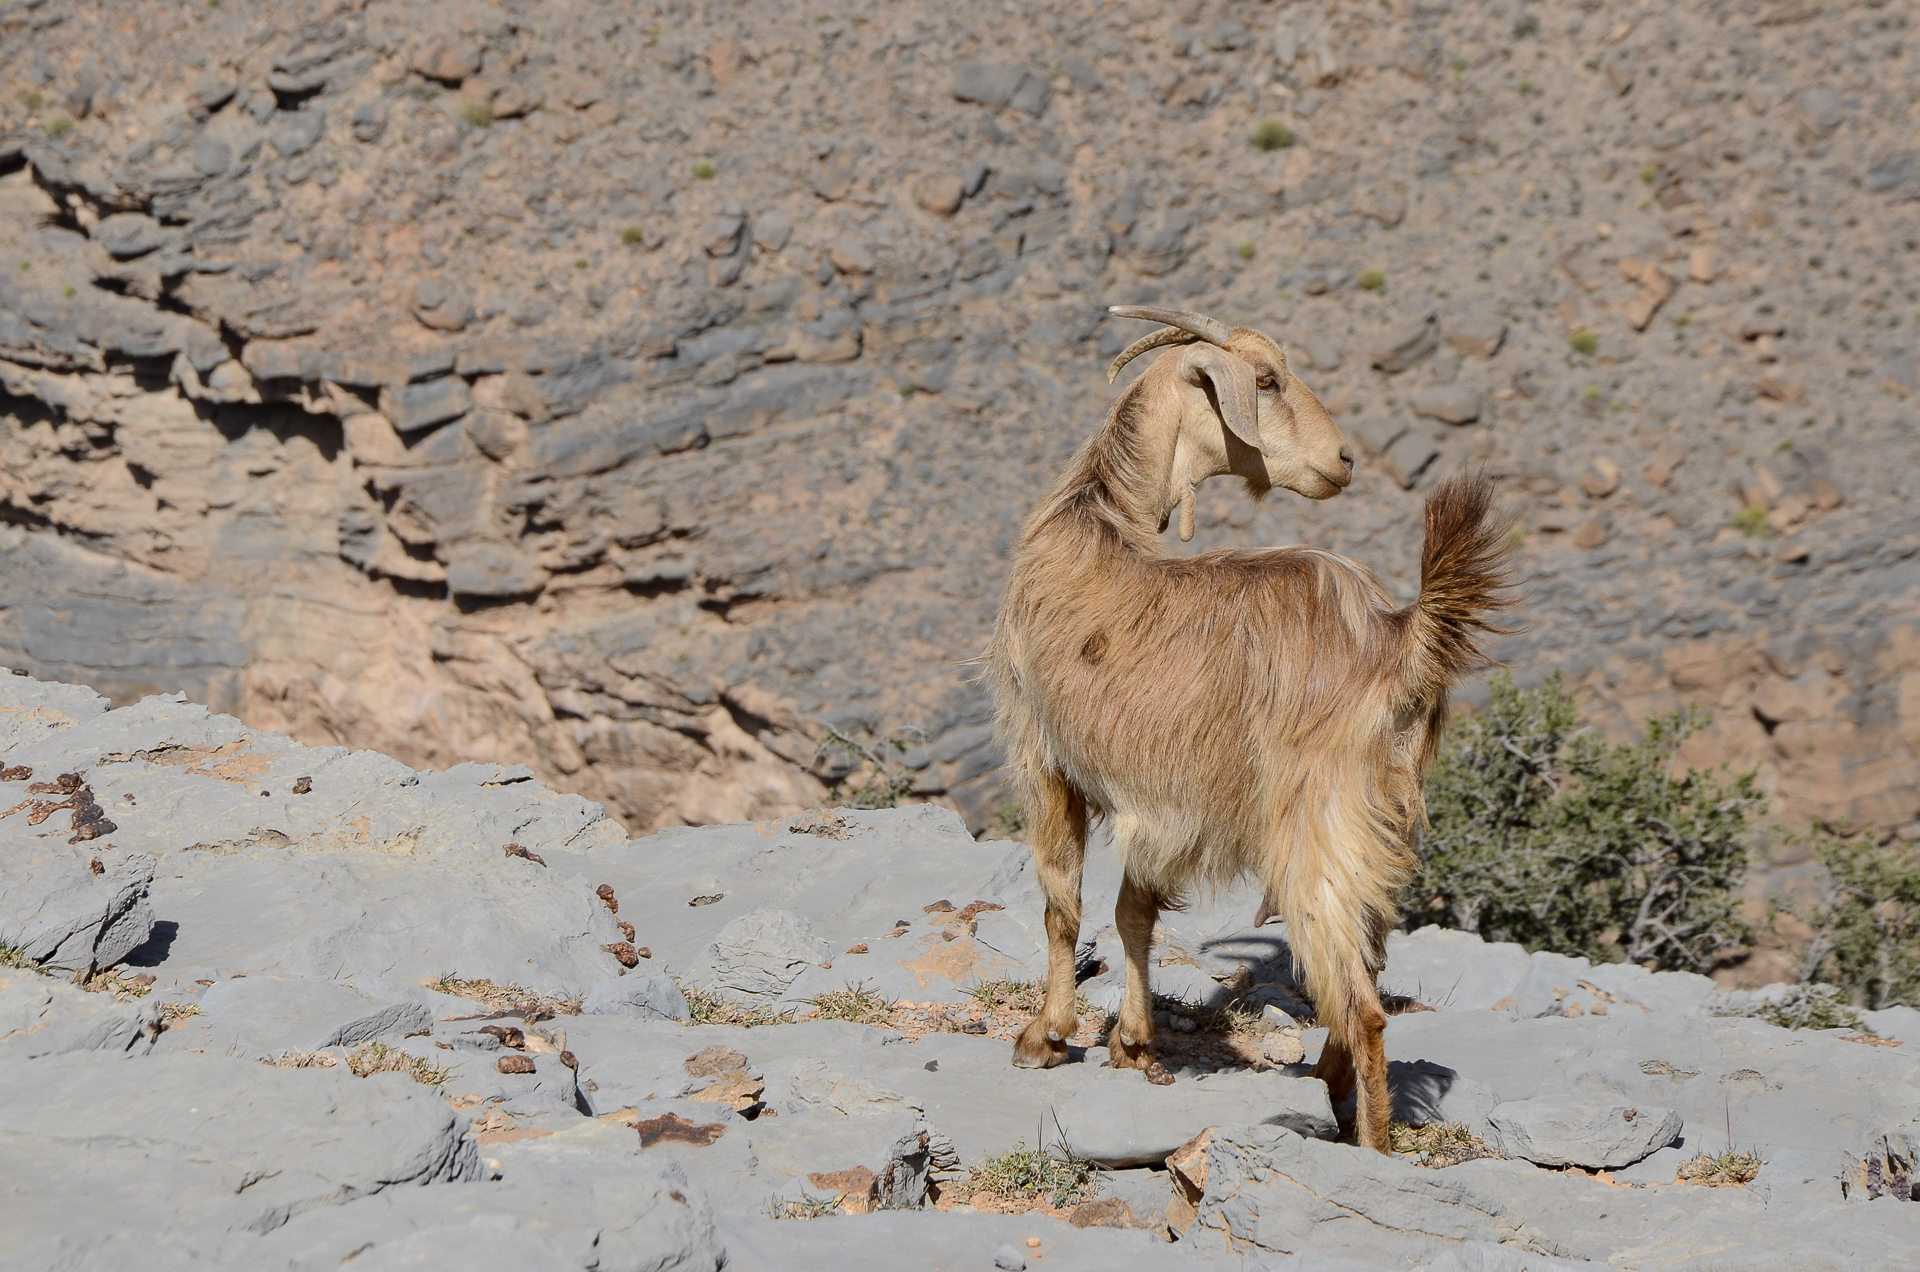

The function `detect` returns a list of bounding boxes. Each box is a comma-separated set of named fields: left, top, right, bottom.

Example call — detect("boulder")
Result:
left=1410, top=384, right=1485, bottom=425
left=171, top=975, right=432, bottom=1059
left=1485, top=1097, right=1682, bottom=1169
left=584, top=971, right=690, bottom=1021
left=1370, top=314, right=1439, bottom=372
left=0, top=966, right=159, bottom=1058
left=1055, top=1072, right=1336, bottom=1167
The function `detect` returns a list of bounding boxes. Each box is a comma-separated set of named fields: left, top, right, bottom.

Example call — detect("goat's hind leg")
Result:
left=1292, top=894, right=1395, bottom=1153
left=1012, top=772, right=1087, bottom=1069
left=1108, top=871, right=1160, bottom=1070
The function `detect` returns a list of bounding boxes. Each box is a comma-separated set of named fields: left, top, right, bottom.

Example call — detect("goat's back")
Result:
left=991, top=536, right=1422, bottom=889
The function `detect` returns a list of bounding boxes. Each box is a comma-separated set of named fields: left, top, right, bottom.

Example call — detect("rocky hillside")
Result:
left=0, top=0, right=1915, bottom=849
left=3, top=670, right=1917, bottom=1268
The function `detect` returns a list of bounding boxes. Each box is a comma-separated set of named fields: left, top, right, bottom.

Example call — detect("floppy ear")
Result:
left=1179, top=344, right=1261, bottom=451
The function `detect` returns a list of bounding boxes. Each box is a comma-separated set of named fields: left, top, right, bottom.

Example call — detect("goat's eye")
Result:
left=1256, top=375, right=1277, bottom=390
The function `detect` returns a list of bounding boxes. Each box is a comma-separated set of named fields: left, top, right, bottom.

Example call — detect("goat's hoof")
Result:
left=1108, top=1034, right=1156, bottom=1071
left=1011, top=1021, right=1070, bottom=1069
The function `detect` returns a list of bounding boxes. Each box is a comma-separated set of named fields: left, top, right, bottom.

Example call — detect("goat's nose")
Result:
left=1339, top=447, right=1355, bottom=475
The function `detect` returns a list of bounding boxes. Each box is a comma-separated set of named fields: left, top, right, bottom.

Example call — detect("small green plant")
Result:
left=1673, top=313, right=1692, bottom=328
left=621, top=225, right=647, bottom=246
left=573, top=258, right=589, bottom=270
left=1517, top=79, right=1534, bottom=95
left=62, top=285, right=74, bottom=299
left=679, top=980, right=794, bottom=1028
left=1357, top=268, right=1386, bottom=291
left=972, top=1139, right=1097, bottom=1208
left=1568, top=328, right=1599, bottom=355
left=992, top=800, right=1027, bottom=839
left=1512, top=14, right=1541, bottom=37
left=45, top=115, right=73, bottom=139
left=1730, top=506, right=1770, bottom=538
left=1405, top=673, right=1761, bottom=973
left=692, top=159, right=716, bottom=179
left=809, top=983, right=895, bottom=1026
left=1501, top=524, right=1527, bottom=554
left=1390, top=1120, right=1501, bottom=1168
left=1775, top=439, right=1794, bottom=452
left=1734, top=982, right=1874, bottom=1033
left=1581, top=384, right=1605, bottom=404
left=1237, top=241, right=1256, bottom=261
left=1676, top=1149, right=1764, bottom=1186
left=22, top=89, right=45, bottom=110
left=1639, top=163, right=1660, bottom=185
left=459, top=99, right=495, bottom=128
left=1773, top=829, right=1920, bottom=1010
left=0, top=941, right=43, bottom=973
left=1250, top=118, right=1294, bottom=151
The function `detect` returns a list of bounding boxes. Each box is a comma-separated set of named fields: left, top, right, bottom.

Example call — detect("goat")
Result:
left=987, top=306, right=1513, bottom=1153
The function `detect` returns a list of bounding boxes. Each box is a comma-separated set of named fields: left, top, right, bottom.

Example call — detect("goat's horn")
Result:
left=1106, top=326, right=1198, bottom=382
left=1108, top=306, right=1234, bottom=346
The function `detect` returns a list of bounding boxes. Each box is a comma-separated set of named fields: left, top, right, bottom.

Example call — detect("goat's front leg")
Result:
left=1108, top=873, right=1159, bottom=1070
left=1012, top=774, right=1086, bottom=1069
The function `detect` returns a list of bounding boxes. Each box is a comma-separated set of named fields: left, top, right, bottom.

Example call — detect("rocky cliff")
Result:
left=0, top=0, right=1916, bottom=847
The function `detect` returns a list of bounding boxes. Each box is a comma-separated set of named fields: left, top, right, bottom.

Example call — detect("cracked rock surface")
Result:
left=1, top=669, right=1917, bottom=1269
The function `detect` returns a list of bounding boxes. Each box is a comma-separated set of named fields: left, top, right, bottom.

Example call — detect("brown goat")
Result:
left=987, top=306, right=1512, bottom=1153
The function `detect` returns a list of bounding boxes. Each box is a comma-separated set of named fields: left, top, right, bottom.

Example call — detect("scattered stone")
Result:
left=1382, top=432, right=1440, bottom=489
left=1055, top=1070, right=1334, bottom=1167
left=1444, top=310, right=1508, bottom=359
left=1410, top=384, right=1484, bottom=425
left=1582, top=457, right=1621, bottom=498
left=916, top=174, right=966, bottom=217
left=413, top=38, right=482, bottom=84
left=1370, top=314, right=1440, bottom=372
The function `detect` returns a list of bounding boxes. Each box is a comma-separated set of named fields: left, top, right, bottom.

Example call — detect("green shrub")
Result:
left=1773, top=830, right=1920, bottom=1010
left=1250, top=118, right=1294, bottom=151
left=44, top=115, right=73, bottom=139
left=1237, top=241, right=1256, bottom=261
left=1357, top=268, right=1386, bottom=291
left=692, top=159, right=716, bottom=179
left=1513, top=14, right=1541, bottom=37
left=458, top=99, right=494, bottom=128
left=1730, top=506, right=1770, bottom=538
left=1720, top=982, right=1871, bottom=1032
left=1405, top=673, right=1760, bottom=973
left=1568, top=328, right=1599, bottom=355
left=621, top=225, right=646, bottom=246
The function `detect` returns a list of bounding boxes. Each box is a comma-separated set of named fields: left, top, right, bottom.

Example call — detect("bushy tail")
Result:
left=1398, top=473, right=1517, bottom=705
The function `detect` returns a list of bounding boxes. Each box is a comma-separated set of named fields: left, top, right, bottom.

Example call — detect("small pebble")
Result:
left=992, top=1244, right=1026, bottom=1271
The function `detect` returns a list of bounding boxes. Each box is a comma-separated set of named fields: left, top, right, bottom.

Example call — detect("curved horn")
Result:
left=1106, top=326, right=1198, bottom=382
left=1108, top=305, right=1233, bottom=346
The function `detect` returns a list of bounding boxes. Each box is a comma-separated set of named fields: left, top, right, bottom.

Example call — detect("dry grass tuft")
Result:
left=348, top=1042, right=451, bottom=1086
left=808, top=984, right=895, bottom=1026
left=679, top=981, right=796, bottom=1028
left=1676, top=1149, right=1763, bottom=1187
left=1389, top=1120, right=1503, bottom=1168
left=432, top=975, right=581, bottom=1018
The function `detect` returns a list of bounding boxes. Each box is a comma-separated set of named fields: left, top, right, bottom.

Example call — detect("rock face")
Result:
left=2, top=669, right=1917, bottom=1269
left=0, top=0, right=1914, bottom=857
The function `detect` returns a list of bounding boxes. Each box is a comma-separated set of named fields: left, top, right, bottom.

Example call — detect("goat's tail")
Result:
left=1397, top=472, right=1517, bottom=707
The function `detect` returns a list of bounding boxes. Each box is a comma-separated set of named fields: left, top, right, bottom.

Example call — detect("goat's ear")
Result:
left=1180, top=345, right=1262, bottom=451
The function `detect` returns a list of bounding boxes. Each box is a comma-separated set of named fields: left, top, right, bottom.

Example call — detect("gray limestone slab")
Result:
left=1055, top=1071, right=1336, bottom=1167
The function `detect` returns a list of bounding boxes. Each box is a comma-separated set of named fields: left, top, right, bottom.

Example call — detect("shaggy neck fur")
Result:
left=1028, top=380, right=1236, bottom=559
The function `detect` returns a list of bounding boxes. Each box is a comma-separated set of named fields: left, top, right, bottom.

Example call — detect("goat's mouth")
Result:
left=1310, top=463, right=1353, bottom=492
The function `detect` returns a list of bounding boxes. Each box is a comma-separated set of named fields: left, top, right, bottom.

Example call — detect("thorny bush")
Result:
left=1405, top=672, right=1761, bottom=974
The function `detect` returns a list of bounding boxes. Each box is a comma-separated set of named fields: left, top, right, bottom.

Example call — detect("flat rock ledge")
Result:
left=1, top=671, right=1916, bottom=1270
